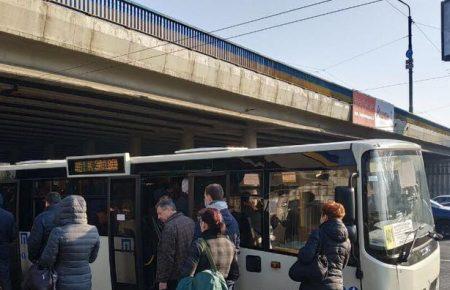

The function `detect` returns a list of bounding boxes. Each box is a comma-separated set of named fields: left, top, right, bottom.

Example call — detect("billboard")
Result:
left=353, top=91, right=394, bottom=132
left=443, top=0, right=450, bottom=61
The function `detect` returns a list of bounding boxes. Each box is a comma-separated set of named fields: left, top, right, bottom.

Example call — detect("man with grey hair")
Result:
left=156, top=198, right=194, bottom=290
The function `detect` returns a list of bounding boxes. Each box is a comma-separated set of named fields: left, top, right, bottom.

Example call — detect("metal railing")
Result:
left=48, top=0, right=352, bottom=100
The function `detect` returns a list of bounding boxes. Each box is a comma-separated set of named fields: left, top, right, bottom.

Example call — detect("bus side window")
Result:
left=228, top=172, right=263, bottom=249
left=268, top=169, right=352, bottom=254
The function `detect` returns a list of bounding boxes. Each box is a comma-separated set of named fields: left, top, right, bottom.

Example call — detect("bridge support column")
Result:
left=83, top=140, right=95, bottom=155
left=130, top=136, right=142, bottom=156
left=243, top=128, right=257, bottom=148
left=181, top=130, right=194, bottom=149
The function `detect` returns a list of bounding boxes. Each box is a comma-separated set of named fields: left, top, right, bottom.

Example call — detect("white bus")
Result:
left=0, top=139, right=440, bottom=290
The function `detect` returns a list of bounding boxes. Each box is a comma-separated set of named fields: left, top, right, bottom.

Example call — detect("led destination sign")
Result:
left=67, top=153, right=130, bottom=177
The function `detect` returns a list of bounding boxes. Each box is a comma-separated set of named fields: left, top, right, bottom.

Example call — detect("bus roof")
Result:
left=0, top=139, right=419, bottom=171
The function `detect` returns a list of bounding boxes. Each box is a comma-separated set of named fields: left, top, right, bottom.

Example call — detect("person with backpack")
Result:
left=290, top=201, right=351, bottom=290
left=179, top=208, right=239, bottom=290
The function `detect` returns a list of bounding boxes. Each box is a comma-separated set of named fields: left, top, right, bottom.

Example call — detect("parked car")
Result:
left=432, top=195, right=450, bottom=207
left=431, top=199, right=450, bottom=237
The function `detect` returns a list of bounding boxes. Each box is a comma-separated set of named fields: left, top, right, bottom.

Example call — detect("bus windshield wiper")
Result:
left=398, top=224, right=425, bottom=263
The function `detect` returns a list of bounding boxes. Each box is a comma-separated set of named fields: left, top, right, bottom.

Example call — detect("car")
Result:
left=432, top=195, right=450, bottom=207
left=431, top=199, right=450, bottom=237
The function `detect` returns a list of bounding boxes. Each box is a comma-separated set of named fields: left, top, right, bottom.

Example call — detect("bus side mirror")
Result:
left=335, top=186, right=356, bottom=226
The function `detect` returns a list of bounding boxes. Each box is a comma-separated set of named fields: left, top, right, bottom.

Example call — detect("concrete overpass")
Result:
left=0, top=0, right=450, bottom=162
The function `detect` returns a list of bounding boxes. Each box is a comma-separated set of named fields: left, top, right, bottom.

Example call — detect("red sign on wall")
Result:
left=353, top=91, right=376, bottom=128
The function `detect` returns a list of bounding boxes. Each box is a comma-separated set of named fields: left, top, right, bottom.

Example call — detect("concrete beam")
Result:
left=0, top=0, right=350, bottom=122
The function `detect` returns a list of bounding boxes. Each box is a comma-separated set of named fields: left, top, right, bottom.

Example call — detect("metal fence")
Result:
left=47, top=0, right=352, bottom=100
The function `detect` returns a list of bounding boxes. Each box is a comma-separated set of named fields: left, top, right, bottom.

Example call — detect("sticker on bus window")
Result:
left=383, top=219, right=413, bottom=250
left=282, top=172, right=297, bottom=183
left=243, top=173, right=260, bottom=186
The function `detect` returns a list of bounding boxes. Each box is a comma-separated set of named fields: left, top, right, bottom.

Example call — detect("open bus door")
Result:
left=108, top=176, right=143, bottom=290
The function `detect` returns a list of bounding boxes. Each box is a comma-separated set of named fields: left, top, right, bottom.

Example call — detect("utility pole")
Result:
left=397, top=0, right=414, bottom=113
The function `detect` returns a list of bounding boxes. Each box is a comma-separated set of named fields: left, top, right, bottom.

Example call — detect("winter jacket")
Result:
left=0, top=207, right=15, bottom=262
left=194, top=201, right=240, bottom=250
left=180, top=229, right=239, bottom=281
left=28, top=204, right=59, bottom=262
left=298, top=219, right=351, bottom=290
left=39, top=196, right=100, bottom=290
left=156, top=212, right=195, bottom=283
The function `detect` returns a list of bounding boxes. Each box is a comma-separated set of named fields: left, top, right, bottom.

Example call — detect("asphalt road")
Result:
left=440, top=239, right=450, bottom=290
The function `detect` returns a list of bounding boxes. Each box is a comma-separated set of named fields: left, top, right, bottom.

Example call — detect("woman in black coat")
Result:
left=297, top=201, right=351, bottom=290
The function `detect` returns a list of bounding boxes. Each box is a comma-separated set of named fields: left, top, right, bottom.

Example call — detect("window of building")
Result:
left=269, top=169, right=351, bottom=254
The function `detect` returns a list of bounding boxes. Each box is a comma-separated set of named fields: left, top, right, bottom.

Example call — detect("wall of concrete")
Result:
left=0, top=0, right=350, bottom=121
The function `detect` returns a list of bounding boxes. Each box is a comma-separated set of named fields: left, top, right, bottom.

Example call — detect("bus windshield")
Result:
left=363, top=150, right=434, bottom=259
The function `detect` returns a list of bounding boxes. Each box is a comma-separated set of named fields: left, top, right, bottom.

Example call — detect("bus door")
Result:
left=190, top=172, right=228, bottom=218
left=139, top=174, right=189, bottom=290
left=108, top=177, right=141, bottom=290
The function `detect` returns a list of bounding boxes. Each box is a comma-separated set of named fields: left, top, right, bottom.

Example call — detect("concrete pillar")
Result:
left=44, top=144, right=56, bottom=159
left=181, top=130, right=194, bottom=149
left=83, top=140, right=95, bottom=155
left=243, top=128, right=257, bottom=148
left=130, top=136, right=142, bottom=156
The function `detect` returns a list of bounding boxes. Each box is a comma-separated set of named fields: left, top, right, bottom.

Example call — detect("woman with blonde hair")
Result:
left=293, top=201, right=351, bottom=290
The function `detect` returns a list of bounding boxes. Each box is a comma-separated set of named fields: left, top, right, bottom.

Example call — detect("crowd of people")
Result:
left=0, top=183, right=351, bottom=290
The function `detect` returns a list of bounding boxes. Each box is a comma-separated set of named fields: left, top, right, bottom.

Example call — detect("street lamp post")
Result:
left=397, top=0, right=414, bottom=113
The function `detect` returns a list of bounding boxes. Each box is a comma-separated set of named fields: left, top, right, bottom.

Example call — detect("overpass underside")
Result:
left=0, top=66, right=351, bottom=162
left=1, top=0, right=450, bottom=162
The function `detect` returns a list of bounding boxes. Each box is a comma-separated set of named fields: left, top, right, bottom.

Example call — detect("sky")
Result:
left=137, top=0, right=450, bottom=127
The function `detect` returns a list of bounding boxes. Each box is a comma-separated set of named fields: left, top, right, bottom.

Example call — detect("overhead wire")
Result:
left=318, top=35, right=408, bottom=71
left=384, top=0, right=441, bottom=52
left=50, top=0, right=384, bottom=79
left=364, top=74, right=450, bottom=91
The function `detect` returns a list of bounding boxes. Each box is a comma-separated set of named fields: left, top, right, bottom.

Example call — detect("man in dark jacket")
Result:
left=194, top=184, right=240, bottom=289
left=28, top=192, right=61, bottom=262
left=297, top=201, right=351, bottom=290
left=0, top=193, right=16, bottom=290
left=156, top=198, right=195, bottom=290
left=195, top=184, right=240, bottom=249
left=39, top=195, right=100, bottom=290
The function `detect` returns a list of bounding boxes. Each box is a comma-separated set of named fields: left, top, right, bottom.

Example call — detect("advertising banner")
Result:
left=375, top=99, right=394, bottom=132
left=353, top=91, right=394, bottom=132
left=353, top=91, right=376, bottom=128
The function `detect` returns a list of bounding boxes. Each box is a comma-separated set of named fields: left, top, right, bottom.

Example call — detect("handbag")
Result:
left=289, top=230, right=328, bottom=283
left=25, top=264, right=57, bottom=290
left=177, top=239, right=228, bottom=290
